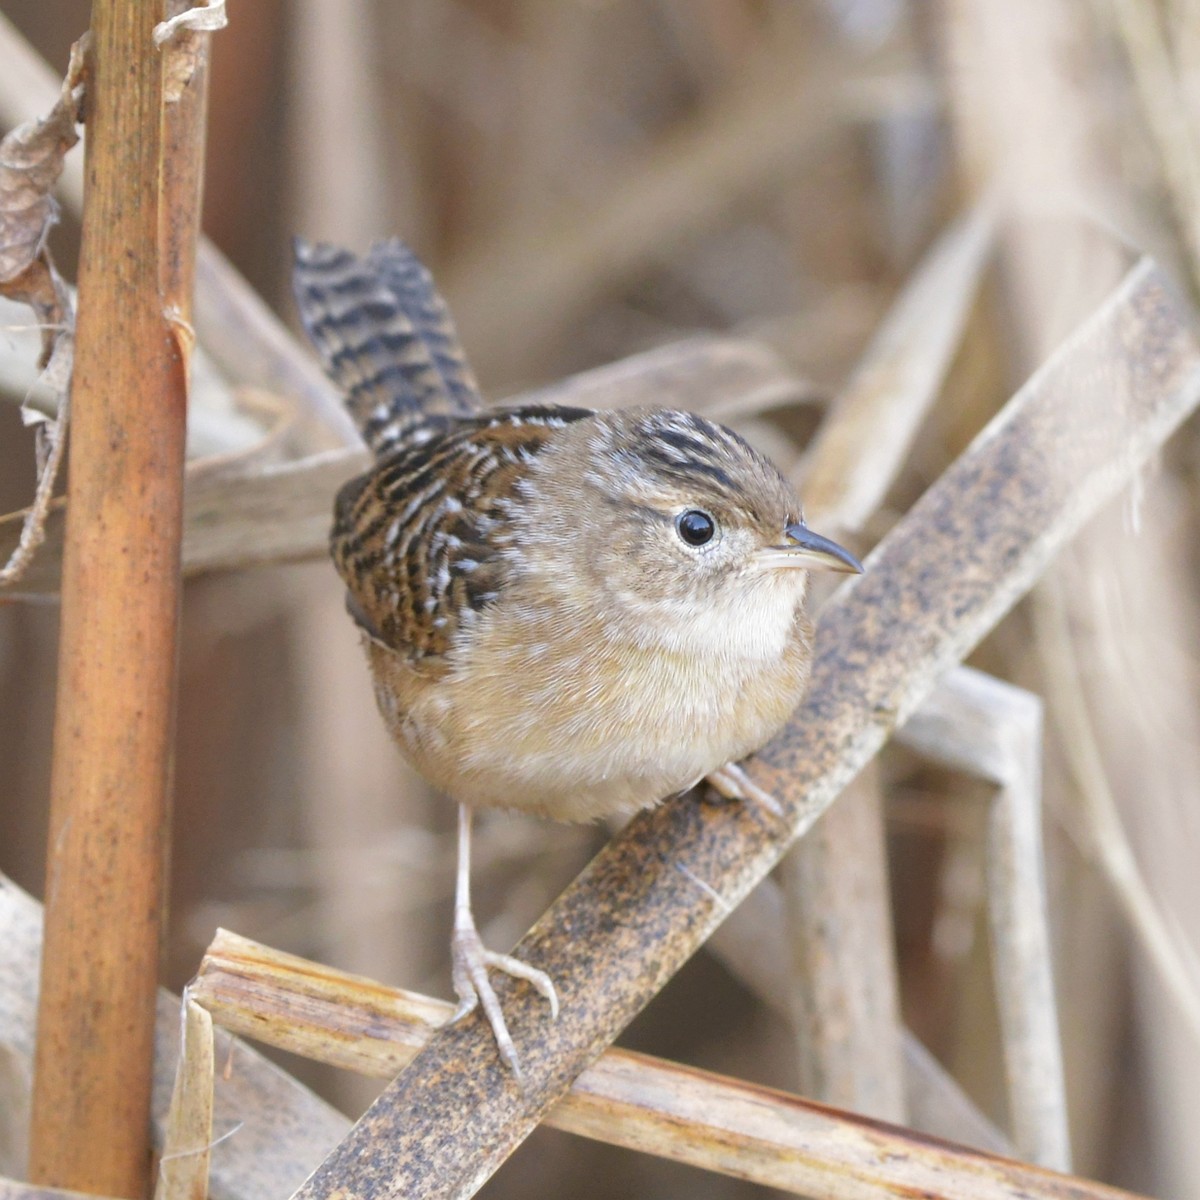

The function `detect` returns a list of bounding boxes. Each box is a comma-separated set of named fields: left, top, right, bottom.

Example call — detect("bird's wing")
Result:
left=331, top=404, right=593, bottom=663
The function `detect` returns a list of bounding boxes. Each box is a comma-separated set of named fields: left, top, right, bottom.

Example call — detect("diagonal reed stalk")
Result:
left=286, top=261, right=1200, bottom=1197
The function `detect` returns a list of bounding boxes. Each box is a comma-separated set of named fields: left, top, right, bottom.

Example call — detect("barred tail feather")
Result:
left=366, top=239, right=481, bottom=414
left=292, top=238, right=482, bottom=455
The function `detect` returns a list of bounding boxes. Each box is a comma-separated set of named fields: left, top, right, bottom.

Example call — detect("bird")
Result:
left=292, top=237, right=863, bottom=1076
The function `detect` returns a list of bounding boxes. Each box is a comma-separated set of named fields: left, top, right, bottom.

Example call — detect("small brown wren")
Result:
left=293, top=238, right=863, bottom=1075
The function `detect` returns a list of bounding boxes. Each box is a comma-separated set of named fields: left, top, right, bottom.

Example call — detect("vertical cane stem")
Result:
left=29, top=1, right=210, bottom=1193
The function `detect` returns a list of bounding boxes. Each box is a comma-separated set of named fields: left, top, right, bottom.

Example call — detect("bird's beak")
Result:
left=757, top=521, right=865, bottom=573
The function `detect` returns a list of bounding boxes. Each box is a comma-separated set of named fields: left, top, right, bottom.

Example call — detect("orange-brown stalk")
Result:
left=29, top=1, right=210, bottom=1194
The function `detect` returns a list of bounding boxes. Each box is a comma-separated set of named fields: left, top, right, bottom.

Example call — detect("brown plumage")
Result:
left=293, top=237, right=863, bottom=1074
left=330, top=403, right=590, bottom=659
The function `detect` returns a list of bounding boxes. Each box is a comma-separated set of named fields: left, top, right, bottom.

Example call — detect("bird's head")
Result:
left=519, top=407, right=862, bottom=653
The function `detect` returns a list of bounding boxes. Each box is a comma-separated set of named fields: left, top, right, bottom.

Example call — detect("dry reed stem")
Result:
left=153, top=999, right=214, bottom=1200
left=897, top=668, right=1069, bottom=1167
left=781, top=766, right=905, bottom=1120
left=704, top=873, right=1013, bottom=1153
left=0, top=866, right=1140, bottom=1200
left=707, top=662, right=1068, bottom=1162
left=28, top=2, right=205, bottom=1190
left=0, top=336, right=805, bottom=598
left=0, top=10, right=354, bottom=451
left=938, top=2, right=1122, bottom=1164
left=794, top=202, right=994, bottom=515
left=157, top=0, right=211, bottom=329
left=288, top=260, right=1198, bottom=1199
left=288, top=0, right=390, bottom=249
left=1107, top=0, right=1200, bottom=289
left=189, top=929, right=1146, bottom=1200
left=444, top=38, right=882, bottom=383
left=150, top=18, right=217, bottom=1198
left=191, top=247, right=355, bottom=450
left=0, top=873, right=352, bottom=1199
left=0, top=448, right=367, bottom=599
left=942, top=0, right=1200, bottom=1170
left=1033, top=577, right=1200, bottom=1042
left=780, top=204, right=994, bottom=1124
left=0, top=1183, right=122, bottom=1200
left=496, top=4, right=593, bottom=238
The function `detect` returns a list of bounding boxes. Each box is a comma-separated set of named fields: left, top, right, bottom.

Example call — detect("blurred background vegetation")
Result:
left=2, top=2, right=1199, bottom=1196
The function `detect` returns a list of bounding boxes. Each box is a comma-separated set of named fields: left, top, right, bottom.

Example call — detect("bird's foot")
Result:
left=450, top=922, right=559, bottom=1077
left=706, top=761, right=786, bottom=820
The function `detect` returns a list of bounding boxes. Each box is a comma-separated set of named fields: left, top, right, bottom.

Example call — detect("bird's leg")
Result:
left=449, top=803, right=559, bottom=1076
left=705, top=762, right=785, bottom=820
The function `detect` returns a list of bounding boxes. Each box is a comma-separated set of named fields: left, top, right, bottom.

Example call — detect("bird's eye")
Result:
left=675, top=509, right=716, bottom=547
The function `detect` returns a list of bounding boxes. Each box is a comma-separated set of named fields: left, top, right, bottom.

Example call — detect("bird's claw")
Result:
left=706, top=761, right=786, bottom=820
left=450, top=924, right=558, bottom=1077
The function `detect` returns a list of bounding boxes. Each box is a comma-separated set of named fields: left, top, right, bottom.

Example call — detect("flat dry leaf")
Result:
left=0, top=36, right=84, bottom=588
left=153, top=1, right=229, bottom=48
left=0, top=30, right=82, bottom=387
left=0, top=35, right=82, bottom=291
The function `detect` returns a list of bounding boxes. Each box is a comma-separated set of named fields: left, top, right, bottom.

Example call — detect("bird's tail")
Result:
left=292, top=237, right=483, bottom=455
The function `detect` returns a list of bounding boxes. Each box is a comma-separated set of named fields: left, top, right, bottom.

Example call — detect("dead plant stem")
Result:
left=29, top=1, right=208, bottom=1192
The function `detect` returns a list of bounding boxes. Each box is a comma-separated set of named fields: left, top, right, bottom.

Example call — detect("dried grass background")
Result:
left=2, top=2, right=1199, bottom=1196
